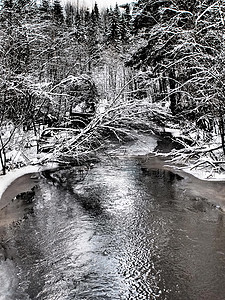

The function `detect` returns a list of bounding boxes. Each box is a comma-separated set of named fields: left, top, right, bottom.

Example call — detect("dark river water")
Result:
left=1, top=137, right=225, bottom=300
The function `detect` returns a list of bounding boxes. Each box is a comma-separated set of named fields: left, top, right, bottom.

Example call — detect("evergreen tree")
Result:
left=74, top=7, right=81, bottom=31
left=102, top=8, right=110, bottom=42
left=65, top=2, right=76, bottom=27
left=127, top=0, right=198, bottom=105
left=40, top=0, right=50, bottom=13
left=122, top=4, right=131, bottom=26
left=0, top=0, right=13, bottom=27
left=39, top=0, right=51, bottom=20
left=91, top=2, right=100, bottom=37
left=106, top=4, right=122, bottom=44
left=91, top=2, right=100, bottom=24
left=127, top=0, right=225, bottom=151
left=52, top=0, right=64, bottom=24
left=84, top=4, right=101, bottom=71
left=84, top=7, right=90, bottom=25
left=120, top=4, right=132, bottom=42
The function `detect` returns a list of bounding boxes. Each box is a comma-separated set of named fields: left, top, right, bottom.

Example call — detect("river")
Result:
left=1, top=135, right=225, bottom=300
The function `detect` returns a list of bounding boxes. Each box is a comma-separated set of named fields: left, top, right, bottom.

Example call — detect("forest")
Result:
left=0, top=0, right=225, bottom=176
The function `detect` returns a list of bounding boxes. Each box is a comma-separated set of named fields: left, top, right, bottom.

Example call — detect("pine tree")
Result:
left=91, top=2, right=100, bottom=25
left=40, top=0, right=50, bottom=12
left=120, top=4, right=132, bottom=42
left=84, top=3, right=101, bottom=71
left=91, top=2, right=100, bottom=38
left=102, top=8, right=110, bottom=42
left=52, top=0, right=64, bottom=24
left=0, top=0, right=13, bottom=27
left=39, top=0, right=52, bottom=20
left=84, top=7, right=90, bottom=25
left=127, top=0, right=225, bottom=149
left=74, top=7, right=81, bottom=31
left=65, top=2, right=76, bottom=27
left=106, top=4, right=122, bottom=44
left=119, top=14, right=127, bottom=42
left=122, top=4, right=131, bottom=28
left=39, top=0, right=51, bottom=20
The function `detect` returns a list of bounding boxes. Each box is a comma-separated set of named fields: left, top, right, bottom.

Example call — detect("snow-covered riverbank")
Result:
left=159, top=122, right=225, bottom=182
left=0, top=163, right=59, bottom=210
left=1, top=131, right=225, bottom=214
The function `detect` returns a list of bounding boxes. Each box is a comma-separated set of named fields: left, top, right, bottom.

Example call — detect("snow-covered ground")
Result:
left=0, top=123, right=59, bottom=204
left=0, top=163, right=59, bottom=205
left=162, top=123, right=225, bottom=182
left=0, top=166, right=40, bottom=201
left=179, top=165, right=225, bottom=181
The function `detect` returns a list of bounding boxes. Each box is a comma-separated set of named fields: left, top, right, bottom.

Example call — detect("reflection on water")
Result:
left=1, top=156, right=225, bottom=300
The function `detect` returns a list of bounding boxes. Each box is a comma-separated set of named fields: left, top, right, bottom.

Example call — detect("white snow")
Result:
left=179, top=166, right=225, bottom=181
left=0, top=163, right=58, bottom=202
left=161, top=123, right=225, bottom=181
left=163, top=127, right=181, bottom=137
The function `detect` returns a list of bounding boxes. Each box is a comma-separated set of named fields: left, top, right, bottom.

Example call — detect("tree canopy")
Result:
left=0, top=0, right=225, bottom=174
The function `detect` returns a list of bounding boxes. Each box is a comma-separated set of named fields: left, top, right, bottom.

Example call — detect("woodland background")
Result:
left=0, top=0, right=225, bottom=174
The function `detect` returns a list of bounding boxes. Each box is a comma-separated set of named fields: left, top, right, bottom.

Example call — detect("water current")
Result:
left=1, top=136, right=225, bottom=300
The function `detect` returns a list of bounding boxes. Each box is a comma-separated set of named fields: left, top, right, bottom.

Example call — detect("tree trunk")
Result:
left=168, top=70, right=177, bottom=114
left=219, top=116, right=225, bottom=155
left=0, top=135, right=6, bottom=175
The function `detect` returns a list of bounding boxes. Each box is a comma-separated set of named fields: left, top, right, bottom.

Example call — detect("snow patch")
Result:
left=180, top=166, right=225, bottom=181
left=163, top=127, right=181, bottom=138
left=0, top=163, right=59, bottom=202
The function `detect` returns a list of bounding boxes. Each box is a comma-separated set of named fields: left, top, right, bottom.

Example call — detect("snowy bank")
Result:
left=178, top=165, right=225, bottom=182
left=159, top=122, right=225, bottom=181
left=0, top=163, right=59, bottom=204
left=138, top=152, right=225, bottom=211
